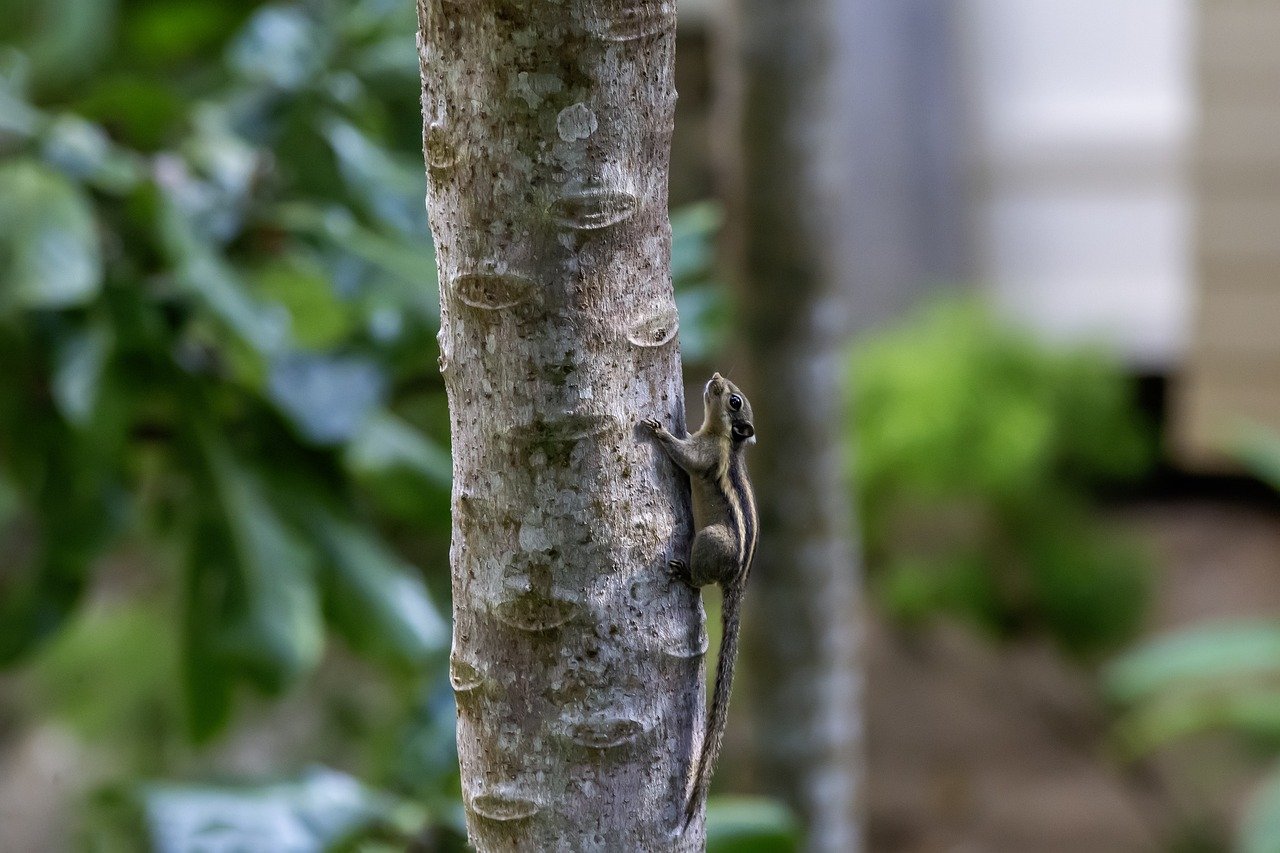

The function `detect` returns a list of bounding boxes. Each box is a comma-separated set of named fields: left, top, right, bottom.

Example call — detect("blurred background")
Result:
left=2, top=0, right=1280, bottom=850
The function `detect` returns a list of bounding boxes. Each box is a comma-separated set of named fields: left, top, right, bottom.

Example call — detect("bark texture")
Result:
left=417, top=2, right=706, bottom=850
left=715, top=1, right=865, bottom=850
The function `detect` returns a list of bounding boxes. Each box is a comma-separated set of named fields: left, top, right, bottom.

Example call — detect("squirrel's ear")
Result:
left=732, top=422, right=755, bottom=440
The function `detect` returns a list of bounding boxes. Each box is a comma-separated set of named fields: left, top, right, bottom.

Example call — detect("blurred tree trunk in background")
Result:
left=416, top=3, right=706, bottom=849
left=714, top=0, right=865, bottom=850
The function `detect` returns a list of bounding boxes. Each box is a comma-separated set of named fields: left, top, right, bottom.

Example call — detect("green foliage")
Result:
left=1107, top=620, right=1280, bottom=851
left=705, top=796, right=800, bottom=852
left=1106, top=621, right=1280, bottom=756
left=0, top=160, right=103, bottom=309
left=1105, top=428, right=1280, bottom=852
left=848, top=300, right=1153, bottom=658
left=134, top=768, right=440, bottom=852
left=0, top=0, right=449, bottom=747
left=27, top=601, right=182, bottom=763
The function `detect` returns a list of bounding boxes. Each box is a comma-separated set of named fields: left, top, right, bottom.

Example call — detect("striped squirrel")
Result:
left=641, top=372, right=757, bottom=830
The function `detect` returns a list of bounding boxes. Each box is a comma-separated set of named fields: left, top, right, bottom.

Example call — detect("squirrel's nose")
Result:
left=711, top=372, right=723, bottom=381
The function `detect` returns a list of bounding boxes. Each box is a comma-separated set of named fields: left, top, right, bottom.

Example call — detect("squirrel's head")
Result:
left=703, top=372, right=755, bottom=447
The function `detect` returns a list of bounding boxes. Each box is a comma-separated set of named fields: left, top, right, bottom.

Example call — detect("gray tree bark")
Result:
left=714, top=0, right=865, bottom=851
left=416, top=2, right=707, bottom=850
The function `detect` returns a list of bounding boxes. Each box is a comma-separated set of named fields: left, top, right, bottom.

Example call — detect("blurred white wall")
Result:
left=958, top=0, right=1197, bottom=368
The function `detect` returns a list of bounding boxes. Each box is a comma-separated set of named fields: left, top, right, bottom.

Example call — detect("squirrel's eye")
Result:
left=728, top=394, right=742, bottom=412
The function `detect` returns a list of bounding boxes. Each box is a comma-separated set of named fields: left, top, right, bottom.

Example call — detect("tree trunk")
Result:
left=416, top=2, right=706, bottom=850
left=715, top=0, right=865, bottom=850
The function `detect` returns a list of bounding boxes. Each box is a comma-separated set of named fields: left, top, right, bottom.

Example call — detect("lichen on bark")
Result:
left=416, top=1, right=704, bottom=849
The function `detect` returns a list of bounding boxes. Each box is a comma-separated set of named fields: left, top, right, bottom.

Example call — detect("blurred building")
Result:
left=959, top=0, right=1194, bottom=371
left=680, top=0, right=1280, bottom=467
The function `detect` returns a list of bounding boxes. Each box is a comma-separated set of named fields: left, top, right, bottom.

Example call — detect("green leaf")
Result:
left=143, top=768, right=393, bottom=853
left=226, top=6, right=327, bottom=91
left=1104, top=621, right=1280, bottom=704
left=1242, top=763, right=1280, bottom=853
left=272, top=203, right=438, bottom=318
left=202, top=439, right=325, bottom=692
left=253, top=255, right=353, bottom=350
left=705, top=796, right=800, bottom=853
left=307, top=510, right=447, bottom=665
left=157, top=190, right=290, bottom=354
left=122, top=0, right=238, bottom=68
left=321, top=117, right=427, bottom=236
left=345, top=411, right=451, bottom=486
left=0, top=547, right=92, bottom=665
left=72, top=74, right=185, bottom=149
left=349, top=36, right=418, bottom=80
left=0, top=411, right=121, bottom=665
left=3, top=0, right=117, bottom=90
left=52, top=320, right=112, bottom=426
left=1113, top=689, right=1280, bottom=757
left=182, top=517, right=236, bottom=741
left=0, top=159, right=102, bottom=310
left=41, top=113, right=144, bottom=193
left=267, top=353, right=387, bottom=445
left=0, top=49, right=42, bottom=137
left=182, top=106, right=260, bottom=208
left=181, top=252, right=291, bottom=354
left=343, top=412, right=451, bottom=528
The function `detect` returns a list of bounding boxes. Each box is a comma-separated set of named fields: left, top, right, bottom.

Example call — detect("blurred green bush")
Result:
left=847, top=300, right=1154, bottom=659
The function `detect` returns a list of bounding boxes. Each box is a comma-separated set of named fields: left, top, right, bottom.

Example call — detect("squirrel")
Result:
left=641, top=371, right=757, bottom=830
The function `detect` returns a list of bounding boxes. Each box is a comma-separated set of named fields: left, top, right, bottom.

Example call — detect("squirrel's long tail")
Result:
left=684, top=585, right=744, bottom=829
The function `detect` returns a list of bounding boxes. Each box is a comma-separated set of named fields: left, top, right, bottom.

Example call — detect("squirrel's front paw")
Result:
left=640, top=417, right=664, bottom=433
